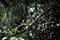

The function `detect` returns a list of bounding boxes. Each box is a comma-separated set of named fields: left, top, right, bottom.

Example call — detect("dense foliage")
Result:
left=0, top=0, right=60, bottom=40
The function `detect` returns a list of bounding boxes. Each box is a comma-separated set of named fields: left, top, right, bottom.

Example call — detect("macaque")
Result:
left=1, top=13, right=8, bottom=25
